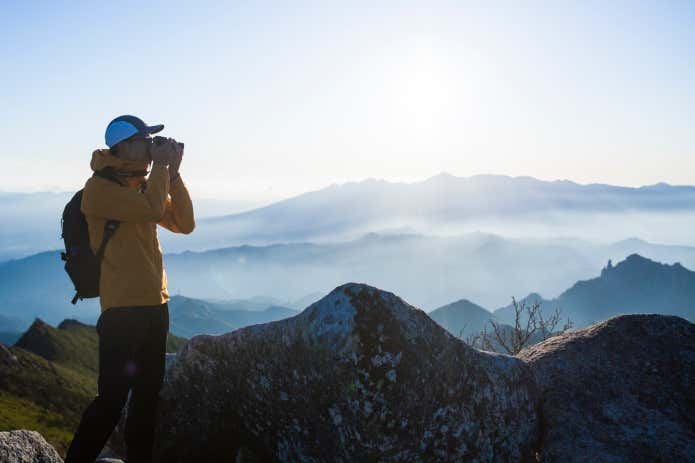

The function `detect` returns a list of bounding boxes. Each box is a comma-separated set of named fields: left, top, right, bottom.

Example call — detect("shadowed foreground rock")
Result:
left=519, top=314, right=695, bottom=463
left=0, top=430, right=63, bottom=463
left=154, top=283, right=540, bottom=462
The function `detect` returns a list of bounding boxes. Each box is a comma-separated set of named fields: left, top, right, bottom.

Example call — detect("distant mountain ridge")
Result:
left=208, top=173, right=695, bottom=225
left=168, top=295, right=298, bottom=338
left=493, top=254, right=695, bottom=327
left=428, top=299, right=491, bottom=339
left=4, top=234, right=695, bottom=329
left=429, top=254, right=695, bottom=337
left=179, top=173, right=695, bottom=251
left=6, top=173, right=695, bottom=259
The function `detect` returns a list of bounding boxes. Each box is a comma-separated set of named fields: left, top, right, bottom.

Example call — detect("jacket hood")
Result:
left=90, top=148, right=150, bottom=174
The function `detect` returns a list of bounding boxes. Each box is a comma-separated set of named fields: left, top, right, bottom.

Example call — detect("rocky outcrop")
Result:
left=154, top=283, right=540, bottom=462
left=518, top=314, right=695, bottom=462
left=0, top=430, right=63, bottom=463
left=0, top=342, right=18, bottom=365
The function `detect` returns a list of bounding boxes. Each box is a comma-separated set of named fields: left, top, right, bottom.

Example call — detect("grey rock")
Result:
left=154, top=282, right=540, bottom=462
left=0, top=342, right=18, bottom=365
left=164, top=352, right=177, bottom=378
left=0, top=430, right=63, bottom=463
left=519, top=314, right=695, bottom=463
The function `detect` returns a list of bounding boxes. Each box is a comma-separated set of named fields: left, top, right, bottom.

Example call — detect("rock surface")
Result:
left=154, top=283, right=540, bottom=462
left=518, top=314, right=695, bottom=463
left=0, top=342, right=19, bottom=365
left=0, top=429, right=63, bottom=463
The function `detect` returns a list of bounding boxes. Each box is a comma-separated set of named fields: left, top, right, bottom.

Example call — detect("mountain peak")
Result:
left=57, top=319, right=91, bottom=330
left=424, top=172, right=458, bottom=182
left=639, top=182, right=672, bottom=190
left=14, top=317, right=100, bottom=373
left=20, top=318, right=50, bottom=337
left=607, top=254, right=691, bottom=278
left=430, top=298, right=490, bottom=314
left=596, top=254, right=655, bottom=276
left=453, top=298, right=483, bottom=306
left=518, top=292, right=545, bottom=305
left=616, top=253, right=655, bottom=269
left=556, top=253, right=695, bottom=326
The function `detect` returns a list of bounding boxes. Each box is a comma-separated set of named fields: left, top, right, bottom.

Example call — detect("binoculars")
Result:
left=153, top=135, right=184, bottom=150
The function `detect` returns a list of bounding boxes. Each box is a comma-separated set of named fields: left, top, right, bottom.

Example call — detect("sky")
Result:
left=1, top=1, right=693, bottom=203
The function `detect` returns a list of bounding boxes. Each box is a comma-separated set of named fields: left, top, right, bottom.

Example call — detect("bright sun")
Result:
left=387, top=41, right=462, bottom=131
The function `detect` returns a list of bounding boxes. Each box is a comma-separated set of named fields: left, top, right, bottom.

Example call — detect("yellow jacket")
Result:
left=80, top=148, right=195, bottom=312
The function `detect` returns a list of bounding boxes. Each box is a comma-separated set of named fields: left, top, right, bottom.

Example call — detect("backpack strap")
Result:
left=91, top=167, right=123, bottom=260
left=92, top=168, right=122, bottom=275
left=95, top=220, right=120, bottom=263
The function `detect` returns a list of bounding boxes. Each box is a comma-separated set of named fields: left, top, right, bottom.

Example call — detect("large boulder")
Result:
left=154, top=283, right=540, bottom=462
left=0, top=430, right=63, bottom=463
left=518, top=314, right=695, bottom=462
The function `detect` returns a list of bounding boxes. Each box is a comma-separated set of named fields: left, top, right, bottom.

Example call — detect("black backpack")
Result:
left=61, top=168, right=123, bottom=304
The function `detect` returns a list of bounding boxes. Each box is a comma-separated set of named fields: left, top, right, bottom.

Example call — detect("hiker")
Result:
left=65, top=115, right=195, bottom=463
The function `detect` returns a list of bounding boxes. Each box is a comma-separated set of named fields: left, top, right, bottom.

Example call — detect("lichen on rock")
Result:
left=519, top=313, right=695, bottom=462
left=0, top=429, right=63, bottom=463
left=154, top=282, right=540, bottom=462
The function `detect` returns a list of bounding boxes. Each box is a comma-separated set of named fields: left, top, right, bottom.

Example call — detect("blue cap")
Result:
left=105, top=115, right=164, bottom=148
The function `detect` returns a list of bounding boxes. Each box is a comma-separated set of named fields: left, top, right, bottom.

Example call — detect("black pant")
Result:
left=65, top=303, right=169, bottom=463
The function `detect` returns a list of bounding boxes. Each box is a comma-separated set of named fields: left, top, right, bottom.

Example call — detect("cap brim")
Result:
left=144, top=124, right=164, bottom=135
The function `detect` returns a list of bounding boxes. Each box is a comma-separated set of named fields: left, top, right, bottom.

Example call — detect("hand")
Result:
left=169, top=139, right=184, bottom=178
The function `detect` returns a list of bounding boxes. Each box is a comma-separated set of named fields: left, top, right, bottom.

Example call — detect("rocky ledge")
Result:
left=519, top=313, right=695, bottom=463
left=154, top=282, right=540, bottom=462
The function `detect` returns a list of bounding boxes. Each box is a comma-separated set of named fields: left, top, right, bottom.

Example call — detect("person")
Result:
left=65, top=115, right=195, bottom=463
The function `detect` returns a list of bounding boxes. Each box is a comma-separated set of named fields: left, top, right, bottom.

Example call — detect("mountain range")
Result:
left=184, top=173, right=695, bottom=250
left=3, top=251, right=692, bottom=356
left=3, top=232, right=695, bottom=331
left=493, top=253, right=695, bottom=328
left=167, top=295, right=298, bottom=338
left=428, top=253, right=695, bottom=336
left=5, top=173, right=695, bottom=261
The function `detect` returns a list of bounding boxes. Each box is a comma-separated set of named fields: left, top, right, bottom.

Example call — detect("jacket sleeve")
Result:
left=81, top=163, right=170, bottom=222
left=157, top=174, right=195, bottom=234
